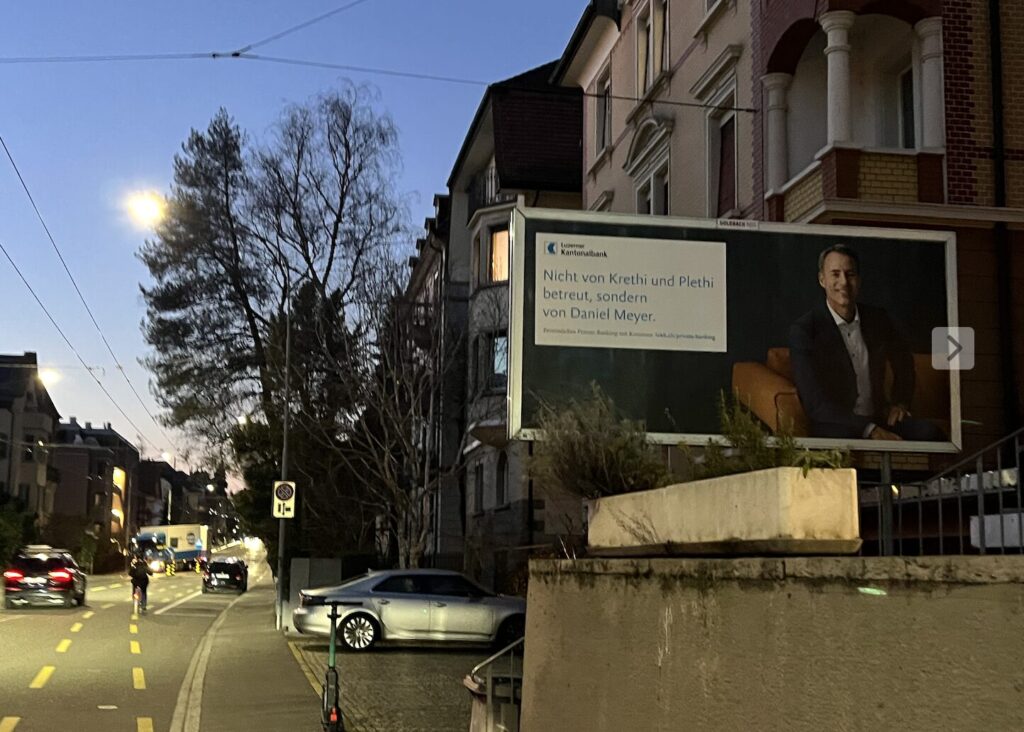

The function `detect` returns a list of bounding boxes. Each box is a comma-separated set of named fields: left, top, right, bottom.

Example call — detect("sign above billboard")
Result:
left=509, top=208, right=961, bottom=454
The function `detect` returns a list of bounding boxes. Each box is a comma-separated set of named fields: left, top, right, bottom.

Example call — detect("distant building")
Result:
left=52, top=418, right=139, bottom=546
left=0, top=352, right=60, bottom=527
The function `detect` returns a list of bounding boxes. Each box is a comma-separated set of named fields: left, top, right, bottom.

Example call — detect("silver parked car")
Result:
left=292, top=569, right=526, bottom=651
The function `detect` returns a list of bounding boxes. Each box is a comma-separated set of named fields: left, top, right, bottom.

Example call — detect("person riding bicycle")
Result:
left=129, top=555, right=153, bottom=611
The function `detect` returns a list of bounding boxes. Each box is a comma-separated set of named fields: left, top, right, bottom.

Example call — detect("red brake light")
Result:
left=3, top=570, right=23, bottom=580
left=48, top=569, right=72, bottom=582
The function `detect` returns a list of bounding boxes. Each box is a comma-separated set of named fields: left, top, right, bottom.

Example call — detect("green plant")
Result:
left=528, top=383, right=671, bottom=499
left=684, top=392, right=850, bottom=480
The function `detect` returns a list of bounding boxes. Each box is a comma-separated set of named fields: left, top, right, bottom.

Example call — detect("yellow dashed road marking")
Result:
left=130, top=640, right=141, bottom=655
left=130, top=623, right=138, bottom=634
left=81, top=610, right=94, bottom=619
left=137, top=718, right=154, bottom=732
left=132, top=667, right=146, bottom=689
left=56, top=639, right=72, bottom=653
left=131, top=612, right=139, bottom=621
left=0, top=717, right=20, bottom=731
left=70, top=622, right=83, bottom=633
left=101, top=603, right=115, bottom=609
left=29, top=665, right=55, bottom=689
left=110, top=583, right=123, bottom=588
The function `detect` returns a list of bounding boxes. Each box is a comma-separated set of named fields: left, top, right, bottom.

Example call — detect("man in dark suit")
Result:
left=789, top=244, right=945, bottom=441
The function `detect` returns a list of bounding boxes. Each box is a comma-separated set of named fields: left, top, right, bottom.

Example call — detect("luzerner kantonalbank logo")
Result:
left=544, top=240, right=607, bottom=258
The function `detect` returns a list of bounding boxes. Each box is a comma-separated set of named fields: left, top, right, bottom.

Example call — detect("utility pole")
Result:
left=276, top=285, right=292, bottom=629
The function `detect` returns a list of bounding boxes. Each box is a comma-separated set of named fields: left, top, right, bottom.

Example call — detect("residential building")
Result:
left=0, top=353, right=60, bottom=527
left=552, top=0, right=756, bottom=225
left=554, top=0, right=1024, bottom=455
left=400, top=194, right=468, bottom=570
left=446, top=61, right=584, bottom=589
left=52, top=418, right=139, bottom=547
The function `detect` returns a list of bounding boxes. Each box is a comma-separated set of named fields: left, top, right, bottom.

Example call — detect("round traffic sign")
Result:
left=275, top=483, right=295, bottom=501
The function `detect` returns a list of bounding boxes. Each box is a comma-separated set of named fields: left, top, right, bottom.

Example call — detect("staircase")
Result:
left=464, top=637, right=523, bottom=732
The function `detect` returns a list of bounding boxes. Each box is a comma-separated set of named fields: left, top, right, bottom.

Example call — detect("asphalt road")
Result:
left=0, top=543, right=276, bottom=732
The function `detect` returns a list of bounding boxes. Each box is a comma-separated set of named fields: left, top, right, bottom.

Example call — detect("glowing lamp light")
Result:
left=126, top=190, right=167, bottom=228
left=38, top=368, right=62, bottom=387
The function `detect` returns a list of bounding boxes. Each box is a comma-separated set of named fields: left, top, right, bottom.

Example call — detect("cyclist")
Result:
left=129, top=554, right=153, bottom=613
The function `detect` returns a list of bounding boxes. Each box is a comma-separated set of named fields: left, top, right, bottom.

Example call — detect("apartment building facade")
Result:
left=0, top=353, right=60, bottom=527
left=446, top=62, right=583, bottom=589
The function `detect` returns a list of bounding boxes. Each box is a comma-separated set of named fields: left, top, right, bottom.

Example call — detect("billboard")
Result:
left=509, top=208, right=961, bottom=453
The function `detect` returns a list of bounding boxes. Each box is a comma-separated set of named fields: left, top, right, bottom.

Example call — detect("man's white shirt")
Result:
left=826, top=301, right=876, bottom=438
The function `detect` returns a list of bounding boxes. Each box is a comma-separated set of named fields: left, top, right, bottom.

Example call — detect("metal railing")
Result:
left=465, top=637, right=524, bottom=732
left=859, top=427, right=1024, bottom=556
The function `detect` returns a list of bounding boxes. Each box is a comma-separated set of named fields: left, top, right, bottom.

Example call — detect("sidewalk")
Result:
left=199, top=575, right=322, bottom=731
left=292, top=636, right=476, bottom=732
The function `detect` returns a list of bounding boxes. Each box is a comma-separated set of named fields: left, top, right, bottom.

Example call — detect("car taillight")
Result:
left=300, top=594, right=325, bottom=607
left=3, top=570, right=23, bottom=581
left=48, top=569, right=72, bottom=582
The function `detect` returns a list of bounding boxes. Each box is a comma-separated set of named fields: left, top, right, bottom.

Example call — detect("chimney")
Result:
left=85, top=422, right=92, bottom=430
left=104, top=422, right=111, bottom=430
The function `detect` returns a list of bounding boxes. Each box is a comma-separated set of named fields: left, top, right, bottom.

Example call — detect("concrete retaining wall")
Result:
left=521, top=556, right=1024, bottom=731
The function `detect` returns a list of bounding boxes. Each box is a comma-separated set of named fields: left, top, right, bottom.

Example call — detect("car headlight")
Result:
left=149, top=560, right=162, bottom=572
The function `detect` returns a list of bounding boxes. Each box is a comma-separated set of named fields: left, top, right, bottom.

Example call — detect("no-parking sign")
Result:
left=272, top=481, right=296, bottom=519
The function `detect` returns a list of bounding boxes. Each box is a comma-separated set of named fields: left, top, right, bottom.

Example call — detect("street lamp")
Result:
left=206, top=483, right=215, bottom=492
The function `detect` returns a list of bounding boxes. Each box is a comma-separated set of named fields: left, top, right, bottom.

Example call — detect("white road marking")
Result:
left=169, top=592, right=246, bottom=732
left=153, top=590, right=204, bottom=616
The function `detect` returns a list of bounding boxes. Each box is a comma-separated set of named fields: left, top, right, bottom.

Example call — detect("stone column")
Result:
left=820, top=11, right=856, bottom=146
left=762, top=73, right=793, bottom=192
left=915, top=16, right=945, bottom=149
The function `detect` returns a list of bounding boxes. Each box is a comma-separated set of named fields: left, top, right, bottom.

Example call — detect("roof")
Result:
left=0, top=352, right=61, bottom=421
left=447, top=61, right=582, bottom=193
left=550, top=0, right=621, bottom=85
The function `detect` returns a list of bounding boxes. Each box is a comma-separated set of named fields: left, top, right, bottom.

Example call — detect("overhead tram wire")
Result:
left=237, top=54, right=759, bottom=113
left=0, top=240, right=160, bottom=454
left=0, top=48, right=757, bottom=114
left=231, top=0, right=377, bottom=54
left=0, top=135, right=181, bottom=455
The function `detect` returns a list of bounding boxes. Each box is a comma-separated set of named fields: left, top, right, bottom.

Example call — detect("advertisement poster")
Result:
left=509, top=208, right=961, bottom=452
left=534, top=233, right=727, bottom=352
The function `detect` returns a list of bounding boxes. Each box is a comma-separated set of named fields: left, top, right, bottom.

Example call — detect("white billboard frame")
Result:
left=508, top=207, right=962, bottom=454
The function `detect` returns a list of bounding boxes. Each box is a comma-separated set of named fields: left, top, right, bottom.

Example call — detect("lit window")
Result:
left=477, top=227, right=509, bottom=286
left=489, top=228, right=509, bottom=283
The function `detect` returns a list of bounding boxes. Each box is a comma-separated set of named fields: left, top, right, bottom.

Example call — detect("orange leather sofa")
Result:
left=731, top=347, right=950, bottom=438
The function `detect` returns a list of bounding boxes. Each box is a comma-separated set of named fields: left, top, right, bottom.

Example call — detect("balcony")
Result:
left=767, top=147, right=945, bottom=223
left=468, top=164, right=516, bottom=219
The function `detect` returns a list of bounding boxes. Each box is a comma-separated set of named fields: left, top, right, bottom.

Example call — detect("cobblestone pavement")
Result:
left=295, top=640, right=487, bottom=731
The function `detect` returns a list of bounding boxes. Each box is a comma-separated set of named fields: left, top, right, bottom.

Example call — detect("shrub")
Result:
left=684, top=392, right=850, bottom=480
left=528, top=383, right=671, bottom=499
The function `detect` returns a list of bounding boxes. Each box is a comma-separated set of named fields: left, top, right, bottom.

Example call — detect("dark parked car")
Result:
left=3, top=545, right=87, bottom=609
left=202, top=558, right=248, bottom=593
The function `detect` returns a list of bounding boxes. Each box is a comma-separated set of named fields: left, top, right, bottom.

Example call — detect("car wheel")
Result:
left=63, top=593, right=74, bottom=609
left=495, top=615, right=525, bottom=649
left=340, top=613, right=378, bottom=652
left=202, top=585, right=209, bottom=594
left=240, top=582, right=248, bottom=593
left=3, top=598, right=13, bottom=610
left=77, top=591, right=86, bottom=607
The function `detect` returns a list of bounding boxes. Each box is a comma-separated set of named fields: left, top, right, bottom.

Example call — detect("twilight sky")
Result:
left=0, top=1, right=583, bottom=468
